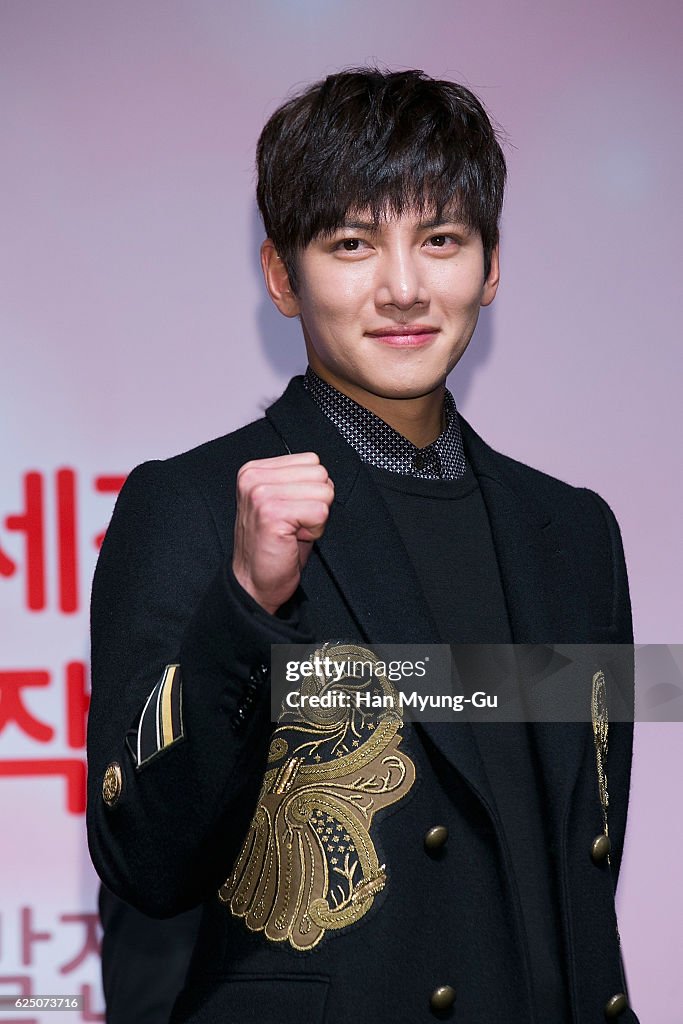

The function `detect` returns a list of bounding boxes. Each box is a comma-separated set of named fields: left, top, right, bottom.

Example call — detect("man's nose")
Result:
left=375, top=247, right=427, bottom=310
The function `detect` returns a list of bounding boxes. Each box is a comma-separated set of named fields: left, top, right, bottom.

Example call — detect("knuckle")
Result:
left=236, top=464, right=256, bottom=492
left=254, top=497, right=276, bottom=524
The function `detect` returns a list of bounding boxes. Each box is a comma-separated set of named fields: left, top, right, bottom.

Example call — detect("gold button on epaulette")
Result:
left=102, top=762, right=122, bottom=807
left=430, top=985, right=456, bottom=1012
left=604, top=992, right=628, bottom=1018
left=591, top=833, right=611, bottom=864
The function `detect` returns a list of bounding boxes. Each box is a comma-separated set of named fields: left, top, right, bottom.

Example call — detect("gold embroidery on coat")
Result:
left=219, top=643, right=416, bottom=950
left=591, top=669, right=610, bottom=850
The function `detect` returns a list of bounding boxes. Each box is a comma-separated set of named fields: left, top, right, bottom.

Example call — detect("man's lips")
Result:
left=365, top=326, right=439, bottom=347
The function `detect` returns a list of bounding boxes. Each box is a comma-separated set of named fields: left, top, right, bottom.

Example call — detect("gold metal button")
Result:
left=424, top=825, right=449, bottom=852
left=430, top=985, right=456, bottom=1012
left=102, top=762, right=122, bottom=807
left=604, top=992, right=628, bottom=1019
left=591, top=833, right=611, bottom=864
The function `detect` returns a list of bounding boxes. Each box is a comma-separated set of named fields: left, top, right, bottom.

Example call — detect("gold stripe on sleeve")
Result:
left=160, top=665, right=177, bottom=748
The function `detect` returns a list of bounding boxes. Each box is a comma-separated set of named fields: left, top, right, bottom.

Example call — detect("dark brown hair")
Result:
left=256, top=67, right=507, bottom=291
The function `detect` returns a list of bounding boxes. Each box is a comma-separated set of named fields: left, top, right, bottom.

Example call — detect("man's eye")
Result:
left=427, top=235, right=453, bottom=248
left=336, top=238, right=366, bottom=252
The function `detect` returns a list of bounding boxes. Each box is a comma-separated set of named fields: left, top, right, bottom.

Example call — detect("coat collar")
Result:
left=266, top=377, right=591, bottom=816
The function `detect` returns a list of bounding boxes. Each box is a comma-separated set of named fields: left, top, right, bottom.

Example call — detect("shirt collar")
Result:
left=303, top=366, right=468, bottom=481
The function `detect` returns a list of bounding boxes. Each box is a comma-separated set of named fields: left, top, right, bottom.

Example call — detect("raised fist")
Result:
left=232, top=452, right=334, bottom=614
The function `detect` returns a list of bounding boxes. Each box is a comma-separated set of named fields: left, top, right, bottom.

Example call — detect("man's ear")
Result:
left=260, top=240, right=300, bottom=318
left=481, top=242, right=500, bottom=308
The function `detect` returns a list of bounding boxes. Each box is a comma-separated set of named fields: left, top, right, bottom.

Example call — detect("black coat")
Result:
left=87, top=377, right=639, bottom=1024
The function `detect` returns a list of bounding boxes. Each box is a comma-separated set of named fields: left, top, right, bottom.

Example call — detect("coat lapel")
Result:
left=459, top=416, right=595, bottom=816
left=459, top=416, right=591, bottom=644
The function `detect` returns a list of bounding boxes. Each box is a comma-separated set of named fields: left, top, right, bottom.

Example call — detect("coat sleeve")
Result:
left=582, top=487, right=634, bottom=891
left=86, top=458, right=314, bottom=918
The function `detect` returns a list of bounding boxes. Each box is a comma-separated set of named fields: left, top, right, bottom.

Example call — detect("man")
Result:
left=87, top=68, right=638, bottom=1023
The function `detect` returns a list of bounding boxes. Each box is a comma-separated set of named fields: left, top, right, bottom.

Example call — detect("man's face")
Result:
left=262, top=209, right=499, bottom=409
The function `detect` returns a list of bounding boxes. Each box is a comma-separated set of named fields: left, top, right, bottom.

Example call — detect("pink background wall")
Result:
left=1, top=2, right=681, bottom=1020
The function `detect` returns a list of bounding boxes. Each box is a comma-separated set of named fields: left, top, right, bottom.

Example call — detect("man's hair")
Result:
left=256, top=67, right=507, bottom=292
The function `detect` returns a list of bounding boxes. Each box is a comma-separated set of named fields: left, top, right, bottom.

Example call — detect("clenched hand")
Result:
left=232, top=453, right=334, bottom=614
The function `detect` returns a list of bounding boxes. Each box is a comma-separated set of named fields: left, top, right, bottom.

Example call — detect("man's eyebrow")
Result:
left=337, top=216, right=470, bottom=232
left=419, top=215, right=471, bottom=231
left=339, top=219, right=378, bottom=231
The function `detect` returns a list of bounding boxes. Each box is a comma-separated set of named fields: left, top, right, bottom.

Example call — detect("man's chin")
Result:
left=359, top=378, right=447, bottom=403
left=309, top=363, right=448, bottom=406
